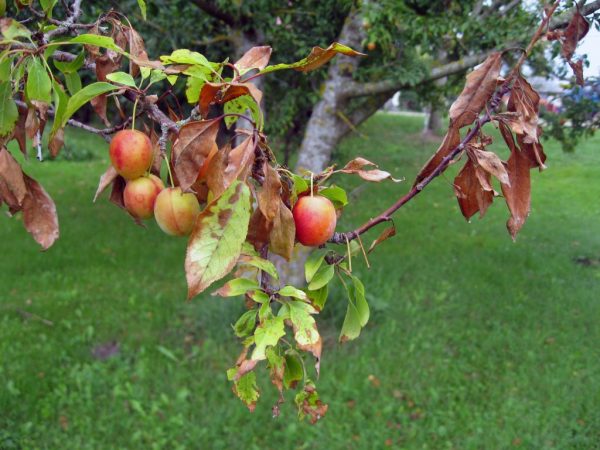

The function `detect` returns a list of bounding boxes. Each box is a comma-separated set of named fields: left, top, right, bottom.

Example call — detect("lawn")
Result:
left=1, top=114, right=599, bottom=449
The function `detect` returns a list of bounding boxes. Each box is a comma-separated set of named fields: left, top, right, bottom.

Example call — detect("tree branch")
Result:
left=45, top=0, right=83, bottom=40
left=190, top=0, right=238, bottom=27
left=550, top=0, right=600, bottom=29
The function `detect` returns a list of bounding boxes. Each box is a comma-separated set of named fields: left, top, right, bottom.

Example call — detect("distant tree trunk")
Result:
left=423, top=105, right=443, bottom=137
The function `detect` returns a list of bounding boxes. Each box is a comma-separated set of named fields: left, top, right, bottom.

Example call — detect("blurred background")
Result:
left=1, top=1, right=600, bottom=448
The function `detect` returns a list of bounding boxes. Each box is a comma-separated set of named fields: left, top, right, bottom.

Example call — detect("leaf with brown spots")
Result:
left=295, top=383, right=328, bottom=424
left=186, top=180, right=251, bottom=298
left=49, top=128, right=64, bottom=158
left=172, top=119, right=220, bottom=192
left=269, top=200, right=295, bottom=260
left=286, top=300, right=322, bottom=375
left=449, top=52, right=502, bottom=128
left=414, top=127, right=461, bottom=186
left=222, top=136, right=255, bottom=189
left=91, top=55, right=120, bottom=126
left=22, top=174, right=59, bottom=250
left=257, top=163, right=281, bottom=223
left=13, top=107, right=27, bottom=156
left=454, top=159, right=494, bottom=220
left=501, top=146, right=531, bottom=240
left=126, top=26, right=149, bottom=77
left=339, top=157, right=401, bottom=182
left=368, top=224, right=396, bottom=254
left=246, top=209, right=273, bottom=251
left=569, top=59, right=585, bottom=86
left=205, top=144, right=229, bottom=198
left=517, top=133, right=547, bottom=170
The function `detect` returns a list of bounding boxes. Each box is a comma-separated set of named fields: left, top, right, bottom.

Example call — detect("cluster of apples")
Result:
left=109, top=129, right=200, bottom=236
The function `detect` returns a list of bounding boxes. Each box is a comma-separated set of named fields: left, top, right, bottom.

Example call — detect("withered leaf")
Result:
left=126, top=26, right=149, bottom=77
left=0, top=147, right=27, bottom=205
left=340, top=157, right=401, bottom=182
left=414, top=127, right=461, bottom=186
left=291, top=42, right=364, bottom=73
left=257, top=163, right=281, bottom=223
left=94, top=165, right=118, bottom=202
left=49, top=128, right=65, bottom=158
left=469, top=147, right=509, bottom=185
left=246, top=209, right=273, bottom=251
left=206, top=144, right=229, bottom=199
left=13, top=107, right=27, bottom=156
left=449, top=52, right=502, bottom=129
left=172, top=119, right=220, bottom=192
left=91, top=54, right=120, bottom=126
left=199, top=82, right=262, bottom=117
left=507, top=76, right=540, bottom=144
left=561, top=11, right=590, bottom=62
left=235, top=46, right=272, bottom=72
left=368, top=224, right=396, bottom=254
left=454, top=159, right=493, bottom=220
left=269, top=200, right=295, bottom=260
left=22, top=174, right=59, bottom=250
left=222, top=136, right=255, bottom=189
left=517, top=133, right=547, bottom=170
left=501, top=146, right=531, bottom=240
left=569, top=59, right=585, bottom=86
left=25, top=107, right=39, bottom=139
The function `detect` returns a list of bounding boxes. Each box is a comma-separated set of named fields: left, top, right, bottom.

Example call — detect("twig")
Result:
left=16, top=308, right=54, bottom=326
left=45, top=0, right=83, bottom=41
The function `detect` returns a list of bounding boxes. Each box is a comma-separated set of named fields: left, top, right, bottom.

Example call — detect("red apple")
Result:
left=154, top=187, right=201, bottom=236
left=292, top=195, right=337, bottom=246
left=123, top=174, right=164, bottom=219
left=109, top=129, right=153, bottom=180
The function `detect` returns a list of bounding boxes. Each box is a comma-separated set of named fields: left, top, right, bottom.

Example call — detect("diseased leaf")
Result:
left=231, top=371, right=260, bottom=412
left=222, top=136, right=255, bottom=190
left=454, top=159, right=493, bottom=220
left=561, top=11, right=589, bottom=62
left=266, top=347, right=285, bottom=396
left=269, top=200, right=295, bottom=260
left=94, top=166, right=118, bottom=202
left=172, top=119, right=220, bottom=192
left=340, top=157, right=401, bottom=182
left=368, top=225, right=396, bottom=254
left=260, top=42, right=364, bottom=74
left=233, top=309, right=257, bottom=338
left=288, top=300, right=321, bottom=374
left=449, top=52, right=502, bottom=128
left=22, top=174, right=59, bottom=250
left=307, top=285, right=328, bottom=311
left=235, top=46, right=272, bottom=74
left=507, top=76, right=540, bottom=144
left=501, top=146, right=531, bottom=240
left=278, top=285, right=308, bottom=300
left=414, top=127, right=461, bottom=185
left=237, top=254, right=279, bottom=280
left=0, top=81, right=18, bottom=136
left=283, top=353, right=303, bottom=389
left=257, top=163, right=281, bottom=222
left=199, top=82, right=262, bottom=117
left=0, top=147, right=26, bottom=205
left=469, top=147, right=509, bottom=185
left=295, top=383, right=328, bottom=424
left=186, top=180, right=251, bottom=298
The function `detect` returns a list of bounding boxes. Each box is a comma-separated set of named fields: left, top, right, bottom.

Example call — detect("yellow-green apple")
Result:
left=154, top=187, right=201, bottom=236
left=123, top=174, right=164, bottom=219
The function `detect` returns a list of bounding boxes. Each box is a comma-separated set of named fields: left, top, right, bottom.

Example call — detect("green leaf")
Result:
left=260, top=42, right=364, bottom=75
left=67, top=35, right=123, bottom=52
left=307, top=285, right=328, bottom=311
left=167, top=75, right=178, bottom=85
left=351, top=275, right=369, bottom=327
left=283, top=353, right=303, bottom=389
left=238, top=254, right=279, bottom=280
left=249, top=290, right=270, bottom=304
left=223, top=95, right=261, bottom=129
left=0, top=0, right=5, bottom=16
left=305, top=251, right=325, bottom=283
left=26, top=57, right=52, bottom=103
left=186, top=180, right=252, bottom=298
left=106, top=71, right=137, bottom=88
left=288, top=300, right=319, bottom=347
left=53, top=51, right=85, bottom=74
left=339, top=301, right=362, bottom=342
left=61, top=82, right=118, bottom=128
left=64, top=71, right=81, bottom=96
left=266, top=347, right=285, bottom=391
left=213, top=278, right=260, bottom=297
left=0, top=56, right=11, bottom=82
left=140, top=67, right=151, bottom=80
left=1, top=19, right=31, bottom=40
left=137, top=0, right=147, bottom=20
left=160, top=49, right=212, bottom=67
left=156, top=345, right=179, bottom=363
left=0, top=81, right=18, bottom=136
left=50, top=79, right=68, bottom=137
left=320, top=185, right=348, bottom=207
left=233, top=309, right=257, bottom=338
left=149, top=69, right=167, bottom=85
left=232, top=371, right=260, bottom=411
left=307, top=264, right=335, bottom=291
left=40, top=0, right=58, bottom=16
left=291, top=174, right=308, bottom=196
left=252, top=316, right=285, bottom=361
left=185, top=76, right=205, bottom=104
left=278, top=285, right=308, bottom=301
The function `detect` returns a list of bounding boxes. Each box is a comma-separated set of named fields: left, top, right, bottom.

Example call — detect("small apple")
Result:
left=109, top=129, right=153, bottom=180
left=292, top=195, right=337, bottom=246
left=367, top=41, right=377, bottom=51
left=123, top=174, right=164, bottom=219
left=154, top=187, right=201, bottom=236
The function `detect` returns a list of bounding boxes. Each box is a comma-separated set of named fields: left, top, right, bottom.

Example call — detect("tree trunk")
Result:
left=423, top=105, right=443, bottom=137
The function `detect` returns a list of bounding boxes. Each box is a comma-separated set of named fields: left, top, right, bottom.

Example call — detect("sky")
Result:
left=578, top=26, right=600, bottom=77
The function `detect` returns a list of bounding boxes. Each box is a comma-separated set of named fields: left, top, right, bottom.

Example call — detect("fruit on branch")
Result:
left=109, top=130, right=153, bottom=180
left=123, top=174, right=165, bottom=219
left=154, top=187, right=201, bottom=236
left=292, top=195, right=337, bottom=246
left=367, top=42, right=377, bottom=51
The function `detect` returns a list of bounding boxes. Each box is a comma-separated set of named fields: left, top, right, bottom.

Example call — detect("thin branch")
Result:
left=190, top=0, right=238, bottom=27
left=550, top=0, right=600, bottom=29
left=45, top=0, right=83, bottom=40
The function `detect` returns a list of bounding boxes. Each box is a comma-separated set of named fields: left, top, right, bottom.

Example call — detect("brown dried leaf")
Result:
left=223, top=136, right=255, bottom=189
left=172, top=119, right=220, bottom=192
left=269, top=201, right=295, bottom=260
left=206, top=144, right=229, bottom=198
left=246, top=209, right=273, bottom=251
left=517, top=133, right=547, bottom=170
left=91, top=55, right=120, bottom=126
left=126, top=26, right=149, bottom=77
left=199, top=82, right=262, bottom=117
left=368, top=225, right=396, bottom=254
left=501, top=147, right=531, bottom=240
left=22, top=175, right=59, bottom=250
left=469, top=147, right=509, bottom=185
left=449, top=52, right=502, bottom=128
left=25, top=107, right=39, bottom=139
left=561, top=11, right=590, bottom=61
left=257, top=163, right=281, bottom=223
left=569, top=59, right=585, bottom=86
left=13, top=107, right=27, bottom=156
left=340, top=157, right=401, bottom=182
left=414, top=127, right=461, bottom=186
left=235, top=46, right=272, bottom=72
left=94, top=166, right=118, bottom=202
left=49, top=128, right=64, bottom=158
left=293, top=42, right=365, bottom=73
left=454, top=159, right=493, bottom=220
left=0, top=147, right=27, bottom=205
left=508, top=76, right=540, bottom=144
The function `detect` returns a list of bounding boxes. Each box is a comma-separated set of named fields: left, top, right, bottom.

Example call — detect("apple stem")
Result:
left=310, top=173, right=314, bottom=197
left=163, top=154, right=175, bottom=188
left=345, top=235, right=352, bottom=273
left=131, top=97, right=140, bottom=130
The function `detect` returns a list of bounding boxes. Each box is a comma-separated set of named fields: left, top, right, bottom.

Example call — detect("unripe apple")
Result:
left=292, top=195, right=337, bottom=246
left=154, top=187, right=201, bottom=236
left=367, top=42, right=377, bottom=51
left=123, top=174, right=165, bottom=219
left=109, top=129, right=153, bottom=180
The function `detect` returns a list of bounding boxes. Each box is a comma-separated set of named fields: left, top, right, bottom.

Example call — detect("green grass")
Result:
left=1, top=114, right=600, bottom=449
